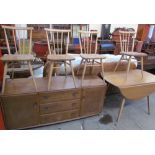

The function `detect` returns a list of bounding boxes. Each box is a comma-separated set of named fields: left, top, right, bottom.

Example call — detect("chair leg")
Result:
left=114, top=55, right=123, bottom=72
left=69, top=60, right=76, bottom=88
left=126, top=56, right=132, bottom=80
left=64, top=61, right=67, bottom=77
left=81, top=59, right=87, bottom=86
left=141, top=56, right=144, bottom=78
left=48, top=62, right=54, bottom=91
left=117, top=98, right=126, bottom=122
left=11, top=62, right=15, bottom=79
left=77, top=58, right=84, bottom=75
left=147, top=96, right=150, bottom=115
left=28, top=61, right=37, bottom=92
left=1, top=62, right=8, bottom=94
left=91, top=59, right=95, bottom=74
left=100, top=58, right=105, bottom=83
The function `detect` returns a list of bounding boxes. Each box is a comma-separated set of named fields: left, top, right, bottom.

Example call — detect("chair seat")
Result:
left=80, top=54, right=106, bottom=59
left=0, top=54, right=35, bottom=62
left=47, top=54, right=75, bottom=61
left=120, top=51, right=147, bottom=57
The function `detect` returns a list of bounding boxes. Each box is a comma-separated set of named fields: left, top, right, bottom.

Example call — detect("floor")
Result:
left=31, top=92, right=155, bottom=130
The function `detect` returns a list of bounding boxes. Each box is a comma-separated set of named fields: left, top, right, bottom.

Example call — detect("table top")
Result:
left=104, top=69, right=155, bottom=88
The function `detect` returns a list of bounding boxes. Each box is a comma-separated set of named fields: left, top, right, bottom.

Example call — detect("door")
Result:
left=80, top=86, right=106, bottom=116
left=1, top=94, right=39, bottom=129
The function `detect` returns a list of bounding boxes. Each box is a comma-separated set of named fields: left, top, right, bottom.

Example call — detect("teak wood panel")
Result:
left=1, top=94, right=39, bottom=129
left=38, top=89, right=81, bottom=104
left=40, top=109, right=79, bottom=124
left=80, top=86, right=107, bottom=116
left=40, top=99, right=81, bottom=115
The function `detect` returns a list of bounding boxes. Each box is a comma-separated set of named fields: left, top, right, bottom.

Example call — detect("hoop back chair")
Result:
left=0, top=25, right=37, bottom=94
left=45, top=28, right=76, bottom=90
left=114, top=30, right=147, bottom=79
left=78, top=30, right=106, bottom=85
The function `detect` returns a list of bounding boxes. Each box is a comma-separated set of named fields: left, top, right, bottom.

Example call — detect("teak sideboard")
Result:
left=0, top=76, right=107, bottom=129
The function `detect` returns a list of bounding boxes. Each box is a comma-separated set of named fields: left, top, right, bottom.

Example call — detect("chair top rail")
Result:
left=2, top=25, right=33, bottom=30
left=119, top=30, right=136, bottom=34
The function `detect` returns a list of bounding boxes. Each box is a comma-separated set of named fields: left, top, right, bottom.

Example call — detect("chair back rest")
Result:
left=78, top=30, right=98, bottom=54
left=44, top=28, right=71, bottom=55
left=2, top=25, right=33, bottom=55
left=119, top=30, right=136, bottom=52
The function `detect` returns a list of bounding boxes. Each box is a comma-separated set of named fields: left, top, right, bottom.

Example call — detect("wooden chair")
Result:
left=77, top=30, right=106, bottom=85
left=114, top=30, right=147, bottom=79
left=44, top=28, right=76, bottom=90
left=0, top=25, right=37, bottom=94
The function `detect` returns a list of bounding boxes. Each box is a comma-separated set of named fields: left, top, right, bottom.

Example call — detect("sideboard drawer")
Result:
left=39, top=89, right=81, bottom=104
left=40, top=109, right=79, bottom=124
left=40, top=99, right=81, bottom=114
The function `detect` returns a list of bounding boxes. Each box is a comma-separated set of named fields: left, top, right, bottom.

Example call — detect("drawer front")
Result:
left=40, top=109, right=79, bottom=124
left=40, top=99, right=81, bottom=115
left=39, top=89, right=81, bottom=104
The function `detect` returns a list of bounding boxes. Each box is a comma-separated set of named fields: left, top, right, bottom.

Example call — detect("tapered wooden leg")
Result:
left=81, top=59, right=87, bottom=86
left=100, top=58, right=105, bottom=83
left=69, top=60, right=76, bottom=88
left=1, top=62, right=8, bottom=94
left=28, top=61, right=37, bottom=92
left=147, top=96, right=150, bottom=115
left=126, top=56, right=132, bottom=80
left=91, top=59, right=95, bottom=74
left=11, top=62, right=15, bottom=79
left=114, top=55, right=123, bottom=72
left=64, top=61, right=67, bottom=77
left=48, top=62, right=54, bottom=91
left=77, top=58, right=84, bottom=75
left=141, top=56, right=144, bottom=78
left=117, top=98, right=126, bottom=122
left=106, top=83, right=112, bottom=95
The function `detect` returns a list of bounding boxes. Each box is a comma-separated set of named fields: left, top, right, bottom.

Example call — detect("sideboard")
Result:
left=0, top=76, right=107, bottom=129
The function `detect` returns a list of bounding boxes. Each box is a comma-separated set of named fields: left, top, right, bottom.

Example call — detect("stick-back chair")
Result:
left=0, top=25, right=37, bottom=94
left=114, top=30, right=147, bottom=79
left=44, top=28, right=76, bottom=90
left=78, top=30, right=106, bottom=85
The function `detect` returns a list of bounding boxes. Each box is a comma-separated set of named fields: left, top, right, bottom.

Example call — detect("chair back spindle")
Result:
left=45, top=28, right=71, bottom=55
left=2, top=25, right=33, bottom=55
left=78, top=31, right=98, bottom=54
left=119, top=30, right=136, bottom=53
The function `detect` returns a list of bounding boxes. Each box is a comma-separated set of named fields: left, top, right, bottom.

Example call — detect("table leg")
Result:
left=1, top=62, right=8, bottom=94
left=117, top=98, right=126, bottom=122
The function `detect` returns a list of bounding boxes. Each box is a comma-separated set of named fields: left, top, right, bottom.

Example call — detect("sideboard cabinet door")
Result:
left=1, top=94, right=39, bottom=129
